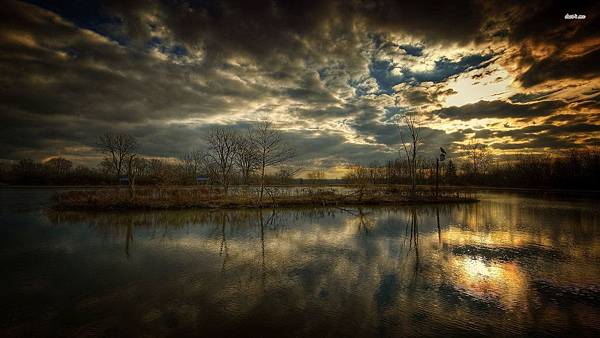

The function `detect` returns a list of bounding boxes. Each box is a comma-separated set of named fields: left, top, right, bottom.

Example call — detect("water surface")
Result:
left=1, top=189, right=599, bottom=337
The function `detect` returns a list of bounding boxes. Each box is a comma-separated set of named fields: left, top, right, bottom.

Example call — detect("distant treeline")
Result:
left=2, top=149, right=599, bottom=190
left=0, top=156, right=298, bottom=186
left=344, top=149, right=600, bottom=190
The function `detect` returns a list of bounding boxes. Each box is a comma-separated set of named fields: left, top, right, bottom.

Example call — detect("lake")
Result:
left=1, top=188, right=599, bottom=337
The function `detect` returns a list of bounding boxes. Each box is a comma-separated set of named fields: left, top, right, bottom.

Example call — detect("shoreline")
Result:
left=52, top=188, right=478, bottom=211
left=53, top=199, right=479, bottom=211
left=3, top=184, right=600, bottom=195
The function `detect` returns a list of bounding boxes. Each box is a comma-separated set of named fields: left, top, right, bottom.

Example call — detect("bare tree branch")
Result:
left=396, top=112, right=423, bottom=196
left=252, top=121, right=295, bottom=204
left=97, top=132, right=138, bottom=181
left=204, top=127, right=239, bottom=194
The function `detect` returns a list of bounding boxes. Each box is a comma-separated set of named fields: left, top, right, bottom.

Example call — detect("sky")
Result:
left=1, top=0, right=599, bottom=177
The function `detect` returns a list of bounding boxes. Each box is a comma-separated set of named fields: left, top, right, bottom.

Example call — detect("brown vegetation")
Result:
left=53, top=186, right=477, bottom=211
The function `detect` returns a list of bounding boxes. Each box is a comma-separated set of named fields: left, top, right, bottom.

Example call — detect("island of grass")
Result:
left=53, top=186, right=478, bottom=211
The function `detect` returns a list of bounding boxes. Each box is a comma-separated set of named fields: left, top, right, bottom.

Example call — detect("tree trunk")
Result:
left=259, top=163, right=265, bottom=205
left=435, top=158, right=439, bottom=198
left=222, top=169, right=229, bottom=196
left=128, top=173, right=135, bottom=199
left=411, top=140, right=417, bottom=197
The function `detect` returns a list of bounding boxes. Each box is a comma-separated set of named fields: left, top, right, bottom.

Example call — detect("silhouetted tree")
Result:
left=125, top=156, right=147, bottom=198
left=252, top=121, right=295, bottom=204
left=235, top=131, right=260, bottom=185
left=98, top=132, right=138, bottom=182
left=44, top=157, right=73, bottom=179
left=181, top=150, right=206, bottom=184
left=343, top=165, right=371, bottom=201
left=397, top=112, right=423, bottom=196
left=273, top=166, right=301, bottom=185
left=462, top=139, right=493, bottom=179
left=307, top=170, right=325, bottom=184
left=205, top=127, right=239, bottom=194
left=12, top=158, right=45, bottom=184
left=445, top=159, right=457, bottom=183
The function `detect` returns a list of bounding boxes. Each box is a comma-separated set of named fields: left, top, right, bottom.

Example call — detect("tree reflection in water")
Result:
left=219, top=212, right=229, bottom=274
left=41, top=195, right=600, bottom=337
left=125, top=220, right=133, bottom=258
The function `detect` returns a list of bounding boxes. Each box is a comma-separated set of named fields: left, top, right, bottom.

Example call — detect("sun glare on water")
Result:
left=450, top=256, right=528, bottom=309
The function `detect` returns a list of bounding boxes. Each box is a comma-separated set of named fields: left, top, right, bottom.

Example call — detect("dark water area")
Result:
left=1, top=188, right=599, bottom=337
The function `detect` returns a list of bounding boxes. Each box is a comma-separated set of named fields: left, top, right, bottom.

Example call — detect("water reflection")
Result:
left=449, top=256, right=527, bottom=310
left=2, top=192, right=599, bottom=337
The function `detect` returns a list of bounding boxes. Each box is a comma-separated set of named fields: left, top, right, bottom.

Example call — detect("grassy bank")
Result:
left=53, top=186, right=478, bottom=210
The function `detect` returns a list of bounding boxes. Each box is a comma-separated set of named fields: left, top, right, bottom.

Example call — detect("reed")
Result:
left=53, top=186, right=478, bottom=211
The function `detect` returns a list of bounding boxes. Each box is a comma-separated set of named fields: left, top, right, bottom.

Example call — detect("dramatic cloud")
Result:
left=1, top=0, right=599, bottom=175
left=434, top=100, right=567, bottom=121
left=507, top=0, right=600, bottom=87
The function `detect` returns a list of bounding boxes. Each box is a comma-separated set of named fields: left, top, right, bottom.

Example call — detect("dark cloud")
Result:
left=508, top=88, right=565, bottom=103
left=358, top=0, right=488, bottom=45
left=22, top=0, right=600, bottom=75
left=283, top=130, right=393, bottom=165
left=484, top=122, right=600, bottom=150
left=403, top=89, right=432, bottom=106
left=400, top=45, right=423, bottom=57
left=398, top=86, right=457, bottom=107
left=492, top=123, right=600, bottom=140
left=544, top=113, right=588, bottom=124
left=0, top=0, right=598, bottom=170
left=507, top=0, right=599, bottom=47
left=289, top=106, right=351, bottom=122
left=491, top=135, right=576, bottom=150
left=574, top=100, right=600, bottom=110
left=583, top=137, right=600, bottom=146
left=435, top=100, right=567, bottom=121
left=506, top=0, right=600, bottom=87
left=518, top=48, right=600, bottom=87
left=285, top=72, right=340, bottom=104
left=0, top=1, right=272, bottom=124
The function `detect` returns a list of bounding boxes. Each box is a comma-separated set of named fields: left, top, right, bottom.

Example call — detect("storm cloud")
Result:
left=1, top=0, right=598, bottom=173
left=434, top=100, right=567, bottom=121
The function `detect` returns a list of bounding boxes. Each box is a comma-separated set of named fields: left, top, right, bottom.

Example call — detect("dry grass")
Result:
left=53, top=186, right=478, bottom=211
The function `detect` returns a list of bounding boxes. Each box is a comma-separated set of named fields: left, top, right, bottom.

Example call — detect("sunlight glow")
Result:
left=451, top=256, right=527, bottom=309
left=445, top=67, right=516, bottom=107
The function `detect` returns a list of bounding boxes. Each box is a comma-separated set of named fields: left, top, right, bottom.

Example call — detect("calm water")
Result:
left=1, top=189, right=599, bottom=337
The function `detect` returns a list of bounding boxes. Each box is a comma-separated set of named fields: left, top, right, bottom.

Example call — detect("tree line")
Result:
left=2, top=115, right=599, bottom=191
left=4, top=146, right=599, bottom=191
left=92, top=121, right=296, bottom=201
left=343, top=148, right=600, bottom=190
left=1, top=122, right=296, bottom=197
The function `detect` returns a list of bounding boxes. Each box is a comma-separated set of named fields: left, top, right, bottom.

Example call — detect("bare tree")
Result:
left=234, top=131, right=260, bottom=185
left=343, top=164, right=371, bottom=201
left=252, top=121, right=295, bottom=204
left=397, top=112, right=423, bottom=197
left=307, top=170, right=325, bottom=184
left=181, top=150, right=207, bottom=184
left=98, top=132, right=138, bottom=181
left=435, top=147, right=447, bottom=198
left=462, top=139, right=493, bottom=177
left=44, top=157, right=73, bottom=178
left=205, top=127, right=239, bottom=194
left=274, top=166, right=301, bottom=185
left=147, top=159, right=175, bottom=184
left=125, top=156, right=147, bottom=198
